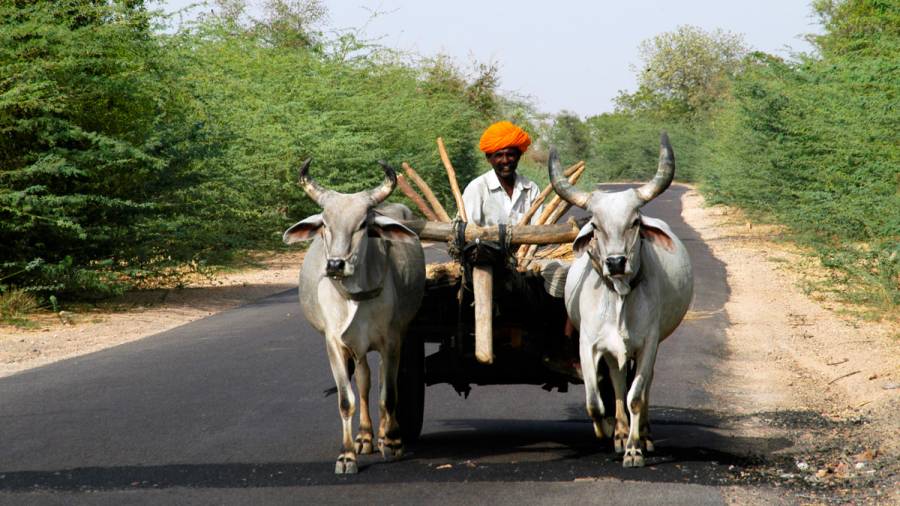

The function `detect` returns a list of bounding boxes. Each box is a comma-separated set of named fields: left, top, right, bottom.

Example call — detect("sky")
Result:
left=160, top=0, right=822, bottom=118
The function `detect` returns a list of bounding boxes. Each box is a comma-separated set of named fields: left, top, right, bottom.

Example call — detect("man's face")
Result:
left=486, top=147, right=522, bottom=180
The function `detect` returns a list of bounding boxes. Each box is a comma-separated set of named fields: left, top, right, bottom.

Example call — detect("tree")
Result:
left=615, top=25, right=748, bottom=118
left=549, top=111, right=591, bottom=162
left=810, top=0, right=900, bottom=57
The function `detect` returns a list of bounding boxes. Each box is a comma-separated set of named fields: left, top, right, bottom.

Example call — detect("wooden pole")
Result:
left=437, top=137, right=468, bottom=222
left=473, top=265, right=493, bottom=364
left=396, top=174, right=439, bottom=221
left=517, top=161, right=583, bottom=226
left=402, top=162, right=451, bottom=222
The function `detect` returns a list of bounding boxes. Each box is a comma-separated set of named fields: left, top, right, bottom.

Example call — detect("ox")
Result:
left=283, top=160, right=425, bottom=474
left=549, top=133, right=693, bottom=467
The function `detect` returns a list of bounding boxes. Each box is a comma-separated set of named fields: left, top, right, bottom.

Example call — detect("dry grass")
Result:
left=0, top=290, right=40, bottom=326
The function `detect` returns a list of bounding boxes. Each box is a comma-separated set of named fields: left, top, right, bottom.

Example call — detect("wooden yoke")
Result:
left=403, top=220, right=579, bottom=245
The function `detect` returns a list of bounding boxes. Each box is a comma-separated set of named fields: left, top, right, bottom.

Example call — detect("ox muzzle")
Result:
left=326, top=258, right=347, bottom=278
left=605, top=255, right=627, bottom=276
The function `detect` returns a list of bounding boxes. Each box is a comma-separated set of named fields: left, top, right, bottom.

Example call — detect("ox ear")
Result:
left=639, top=216, right=675, bottom=252
left=572, top=222, right=595, bottom=257
left=369, top=215, right=419, bottom=244
left=283, top=214, right=324, bottom=244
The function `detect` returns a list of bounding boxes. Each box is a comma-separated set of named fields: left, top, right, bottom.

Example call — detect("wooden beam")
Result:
left=473, top=265, right=493, bottom=364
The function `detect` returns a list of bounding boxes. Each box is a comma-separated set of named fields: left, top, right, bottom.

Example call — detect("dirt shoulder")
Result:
left=679, top=188, right=899, bottom=504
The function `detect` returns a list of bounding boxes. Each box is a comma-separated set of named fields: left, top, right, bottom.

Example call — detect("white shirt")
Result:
left=462, top=170, right=543, bottom=226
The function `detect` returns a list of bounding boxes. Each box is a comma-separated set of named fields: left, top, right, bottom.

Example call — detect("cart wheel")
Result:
left=398, top=332, right=425, bottom=443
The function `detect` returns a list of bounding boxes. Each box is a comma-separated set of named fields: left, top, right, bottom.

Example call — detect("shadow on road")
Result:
left=0, top=405, right=802, bottom=492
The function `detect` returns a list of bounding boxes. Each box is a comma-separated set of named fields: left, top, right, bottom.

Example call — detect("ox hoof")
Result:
left=355, top=435, right=375, bottom=455
left=378, top=437, right=404, bottom=460
left=622, top=447, right=645, bottom=468
left=642, top=437, right=655, bottom=453
left=335, top=455, right=358, bottom=474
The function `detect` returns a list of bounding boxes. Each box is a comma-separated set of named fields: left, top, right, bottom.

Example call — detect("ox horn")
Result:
left=635, top=132, right=676, bottom=203
left=369, top=161, right=398, bottom=205
left=548, top=147, right=590, bottom=209
left=298, top=158, right=334, bottom=206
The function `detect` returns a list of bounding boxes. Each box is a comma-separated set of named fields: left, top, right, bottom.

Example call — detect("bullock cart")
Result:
left=392, top=141, right=615, bottom=441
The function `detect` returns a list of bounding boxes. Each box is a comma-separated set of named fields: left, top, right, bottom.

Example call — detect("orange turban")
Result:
left=479, top=121, right=531, bottom=154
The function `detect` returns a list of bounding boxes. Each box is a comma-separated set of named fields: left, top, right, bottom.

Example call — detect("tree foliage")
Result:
left=0, top=0, right=200, bottom=296
left=0, top=0, right=496, bottom=300
left=615, top=25, right=748, bottom=118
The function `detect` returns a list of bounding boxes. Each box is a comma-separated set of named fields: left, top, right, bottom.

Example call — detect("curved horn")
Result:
left=369, top=161, right=398, bottom=205
left=548, top=147, right=590, bottom=209
left=297, top=158, right=333, bottom=206
left=635, top=132, right=675, bottom=203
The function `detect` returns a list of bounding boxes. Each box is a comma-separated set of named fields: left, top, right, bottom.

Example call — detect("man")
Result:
left=462, top=121, right=543, bottom=226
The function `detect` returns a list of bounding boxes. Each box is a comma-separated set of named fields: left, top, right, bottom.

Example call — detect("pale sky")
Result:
left=160, top=1, right=821, bottom=117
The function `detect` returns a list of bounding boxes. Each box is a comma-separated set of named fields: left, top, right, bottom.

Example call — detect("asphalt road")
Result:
left=0, top=185, right=788, bottom=505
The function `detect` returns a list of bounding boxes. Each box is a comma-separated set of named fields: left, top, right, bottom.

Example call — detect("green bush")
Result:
left=173, top=23, right=487, bottom=234
left=701, top=49, right=898, bottom=310
left=0, top=1, right=201, bottom=298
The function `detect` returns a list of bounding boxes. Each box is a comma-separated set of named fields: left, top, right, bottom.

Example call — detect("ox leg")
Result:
left=354, top=354, right=375, bottom=455
left=579, top=340, right=607, bottom=440
left=623, top=344, right=658, bottom=468
left=326, top=338, right=358, bottom=474
left=604, top=354, right=629, bottom=454
left=378, top=339, right=403, bottom=459
left=640, top=377, right=654, bottom=453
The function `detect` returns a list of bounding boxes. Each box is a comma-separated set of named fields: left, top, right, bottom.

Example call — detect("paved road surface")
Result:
left=0, top=185, right=786, bottom=504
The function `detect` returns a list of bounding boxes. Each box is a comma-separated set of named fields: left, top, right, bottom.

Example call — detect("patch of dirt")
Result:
left=0, top=251, right=305, bottom=378
left=680, top=188, right=899, bottom=504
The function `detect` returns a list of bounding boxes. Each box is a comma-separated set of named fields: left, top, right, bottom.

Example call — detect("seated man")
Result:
left=462, top=121, right=543, bottom=226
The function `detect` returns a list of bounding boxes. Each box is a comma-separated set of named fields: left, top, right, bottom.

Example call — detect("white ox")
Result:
left=549, top=133, right=693, bottom=467
left=283, top=160, right=425, bottom=474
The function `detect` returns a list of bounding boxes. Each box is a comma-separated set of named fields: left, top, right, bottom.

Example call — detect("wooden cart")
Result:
left=392, top=139, right=614, bottom=442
